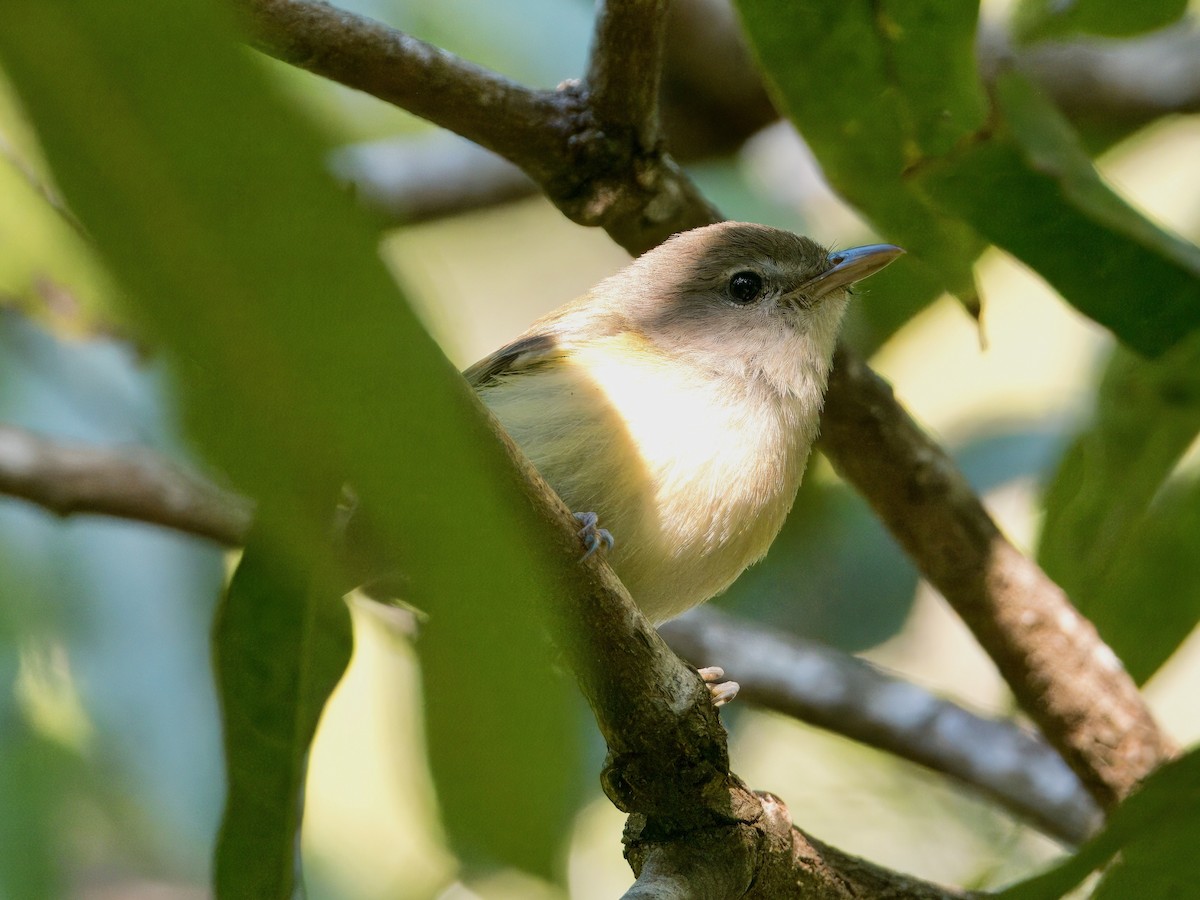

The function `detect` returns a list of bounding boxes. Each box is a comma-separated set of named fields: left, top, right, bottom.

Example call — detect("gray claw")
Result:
left=575, top=511, right=614, bottom=560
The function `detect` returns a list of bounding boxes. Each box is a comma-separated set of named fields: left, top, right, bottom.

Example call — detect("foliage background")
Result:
left=0, top=0, right=1198, bottom=897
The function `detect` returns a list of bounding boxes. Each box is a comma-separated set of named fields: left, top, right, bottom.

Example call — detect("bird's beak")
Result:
left=802, top=244, right=905, bottom=298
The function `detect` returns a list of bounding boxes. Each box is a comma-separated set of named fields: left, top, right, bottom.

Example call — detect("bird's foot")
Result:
left=698, top=666, right=739, bottom=708
left=574, top=511, right=614, bottom=560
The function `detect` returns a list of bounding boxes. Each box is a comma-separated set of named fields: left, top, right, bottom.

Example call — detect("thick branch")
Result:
left=819, top=350, right=1175, bottom=809
left=331, top=13, right=1200, bottom=228
left=234, top=0, right=565, bottom=185
left=239, top=0, right=717, bottom=255
left=626, top=792, right=972, bottom=899
left=466, top=391, right=970, bottom=897
left=587, top=0, right=671, bottom=150
left=0, top=425, right=252, bottom=543
left=661, top=608, right=1102, bottom=845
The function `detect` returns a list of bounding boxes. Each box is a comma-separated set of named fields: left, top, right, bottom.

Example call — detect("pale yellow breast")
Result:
left=480, top=333, right=815, bottom=623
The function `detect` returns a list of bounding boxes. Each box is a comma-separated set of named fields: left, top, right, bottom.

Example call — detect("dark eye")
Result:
left=728, top=271, right=763, bottom=304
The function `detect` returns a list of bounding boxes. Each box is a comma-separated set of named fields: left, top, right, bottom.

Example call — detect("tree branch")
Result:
left=0, top=425, right=252, bottom=543
left=329, top=13, right=1200, bottom=229
left=819, top=350, right=1175, bottom=810
left=233, top=0, right=566, bottom=185
left=587, top=0, right=671, bottom=151
left=473, top=394, right=969, bottom=897
left=980, top=19, right=1200, bottom=127
left=238, top=0, right=717, bottom=255
left=329, top=134, right=536, bottom=223
left=661, top=608, right=1102, bottom=845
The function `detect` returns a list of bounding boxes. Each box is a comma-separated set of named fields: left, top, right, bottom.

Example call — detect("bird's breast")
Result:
left=480, top=333, right=818, bottom=622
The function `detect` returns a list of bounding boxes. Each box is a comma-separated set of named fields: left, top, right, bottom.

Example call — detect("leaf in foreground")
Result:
left=916, top=72, right=1200, bottom=358
left=999, top=748, right=1200, bottom=899
left=213, top=532, right=352, bottom=899
left=0, top=0, right=579, bottom=884
left=737, top=0, right=1200, bottom=355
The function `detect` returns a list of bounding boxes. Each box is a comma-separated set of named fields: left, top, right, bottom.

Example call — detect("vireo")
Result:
left=467, top=222, right=900, bottom=632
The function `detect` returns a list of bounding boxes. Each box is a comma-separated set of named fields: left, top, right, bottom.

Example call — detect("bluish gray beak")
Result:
left=806, top=244, right=904, bottom=298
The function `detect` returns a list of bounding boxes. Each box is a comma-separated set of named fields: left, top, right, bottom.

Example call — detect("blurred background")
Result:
left=1, top=0, right=1199, bottom=896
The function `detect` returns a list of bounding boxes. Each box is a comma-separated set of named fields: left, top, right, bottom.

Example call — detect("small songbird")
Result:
left=466, top=222, right=901, bottom=634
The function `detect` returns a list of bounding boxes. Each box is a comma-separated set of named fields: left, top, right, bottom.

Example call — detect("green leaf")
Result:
left=735, top=0, right=988, bottom=310
left=212, top=532, right=352, bottom=899
left=737, top=1, right=1200, bottom=355
left=998, top=748, right=1200, bottom=899
left=1013, top=0, right=1189, bottom=44
left=0, top=0, right=579, bottom=885
left=1091, top=479, right=1200, bottom=682
left=915, top=72, right=1200, bottom=357
left=0, top=726, right=69, bottom=900
left=0, top=632, right=64, bottom=900
left=1040, top=335, right=1200, bottom=681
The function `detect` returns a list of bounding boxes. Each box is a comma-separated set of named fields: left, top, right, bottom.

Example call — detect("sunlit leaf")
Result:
left=0, top=0, right=579, bottom=885
left=999, top=748, right=1200, bottom=899
left=737, top=2, right=1200, bottom=355
left=916, top=73, right=1200, bottom=357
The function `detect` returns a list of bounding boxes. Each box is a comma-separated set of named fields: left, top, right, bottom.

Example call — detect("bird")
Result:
left=465, top=222, right=901, bottom=700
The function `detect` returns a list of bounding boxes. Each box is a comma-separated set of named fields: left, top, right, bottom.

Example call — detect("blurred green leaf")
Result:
left=0, top=617, right=61, bottom=900
left=916, top=73, right=1200, bottom=357
left=0, top=724, right=67, bottom=900
left=735, top=0, right=988, bottom=314
left=1013, top=0, right=1189, bottom=44
left=0, top=0, right=578, bottom=885
left=999, top=747, right=1200, bottom=899
left=1040, top=335, right=1200, bottom=681
left=213, top=532, right=352, bottom=899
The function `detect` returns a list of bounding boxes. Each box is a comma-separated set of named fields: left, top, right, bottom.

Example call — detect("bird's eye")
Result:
left=728, top=271, right=763, bottom=304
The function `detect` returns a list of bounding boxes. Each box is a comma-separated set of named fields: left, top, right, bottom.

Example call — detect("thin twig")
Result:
left=330, top=134, right=537, bottom=223
left=0, top=425, right=252, bottom=544
left=661, top=608, right=1102, bottom=845
left=0, top=134, right=88, bottom=239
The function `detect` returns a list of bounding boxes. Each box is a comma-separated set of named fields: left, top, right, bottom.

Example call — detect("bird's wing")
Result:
left=463, top=332, right=564, bottom=390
